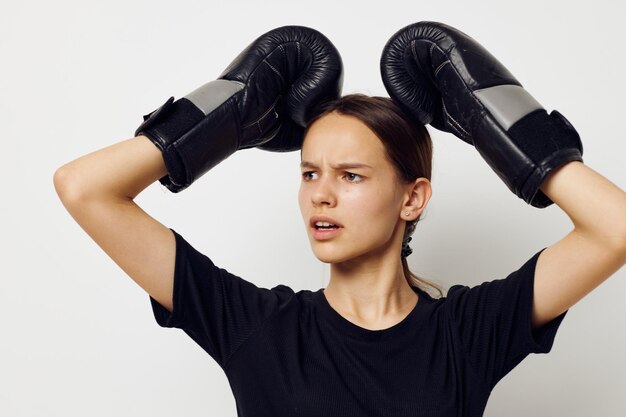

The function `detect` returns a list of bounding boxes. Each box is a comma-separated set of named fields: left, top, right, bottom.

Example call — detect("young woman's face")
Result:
left=298, top=111, right=408, bottom=264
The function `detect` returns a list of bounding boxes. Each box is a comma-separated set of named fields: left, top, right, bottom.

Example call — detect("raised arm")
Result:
left=380, top=21, right=626, bottom=330
left=54, top=25, right=343, bottom=314
left=532, top=161, right=626, bottom=329
left=54, top=135, right=177, bottom=311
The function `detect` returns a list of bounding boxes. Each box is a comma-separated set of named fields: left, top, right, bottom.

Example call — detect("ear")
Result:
left=402, top=178, right=432, bottom=220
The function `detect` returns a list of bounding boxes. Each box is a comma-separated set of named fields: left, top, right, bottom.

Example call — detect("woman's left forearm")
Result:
left=539, top=161, right=626, bottom=245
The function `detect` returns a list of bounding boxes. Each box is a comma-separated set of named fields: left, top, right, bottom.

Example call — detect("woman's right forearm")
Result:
left=54, top=135, right=168, bottom=201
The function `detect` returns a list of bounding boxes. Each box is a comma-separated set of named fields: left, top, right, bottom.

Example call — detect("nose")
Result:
left=310, top=175, right=337, bottom=207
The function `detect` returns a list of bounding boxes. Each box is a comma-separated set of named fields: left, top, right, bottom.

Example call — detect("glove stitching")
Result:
left=264, top=60, right=285, bottom=83
left=429, top=41, right=485, bottom=141
left=278, top=43, right=286, bottom=66
left=445, top=116, right=467, bottom=139
left=243, top=41, right=312, bottom=83
left=239, top=41, right=316, bottom=110
left=242, top=94, right=282, bottom=129
left=442, top=101, right=471, bottom=138
left=240, top=40, right=317, bottom=132
left=434, top=60, right=450, bottom=76
left=296, top=41, right=301, bottom=66
left=410, top=39, right=467, bottom=138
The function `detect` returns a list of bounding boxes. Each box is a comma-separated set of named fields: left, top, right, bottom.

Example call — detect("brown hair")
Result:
left=303, top=93, right=445, bottom=299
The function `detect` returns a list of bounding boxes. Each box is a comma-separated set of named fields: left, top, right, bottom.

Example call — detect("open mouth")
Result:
left=314, top=221, right=340, bottom=230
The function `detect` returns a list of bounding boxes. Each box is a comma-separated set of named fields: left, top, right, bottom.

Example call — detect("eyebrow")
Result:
left=300, top=161, right=373, bottom=170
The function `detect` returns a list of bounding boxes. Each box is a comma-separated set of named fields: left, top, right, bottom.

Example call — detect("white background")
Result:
left=2, top=0, right=625, bottom=416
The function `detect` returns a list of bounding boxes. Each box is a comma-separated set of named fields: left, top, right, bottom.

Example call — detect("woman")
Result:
left=53, top=24, right=626, bottom=417
left=298, top=94, right=444, bottom=320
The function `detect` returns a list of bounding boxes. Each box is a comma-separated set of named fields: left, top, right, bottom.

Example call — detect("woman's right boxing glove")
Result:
left=135, top=25, right=343, bottom=193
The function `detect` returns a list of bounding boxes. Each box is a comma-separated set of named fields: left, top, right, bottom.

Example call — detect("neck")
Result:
left=324, top=251, right=418, bottom=326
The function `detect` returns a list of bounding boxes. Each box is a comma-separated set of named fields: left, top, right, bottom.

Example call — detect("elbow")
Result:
left=53, top=166, right=68, bottom=198
left=53, top=165, right=83, bottom=203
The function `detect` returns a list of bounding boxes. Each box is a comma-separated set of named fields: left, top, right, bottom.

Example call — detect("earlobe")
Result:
left=404, top=178, right=432, bottom=217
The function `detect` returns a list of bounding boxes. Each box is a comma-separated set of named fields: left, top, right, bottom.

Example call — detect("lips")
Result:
left=309, top=215, right=343, bottom=241
left=309, top=215, right=343, bottom=229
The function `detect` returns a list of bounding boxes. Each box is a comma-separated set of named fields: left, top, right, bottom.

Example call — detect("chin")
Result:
left=311, top=239, right=398, bottom=265
left=311, top=245, right=362, bottom=264
left=314, top=254, right=345, bottom=264
left=312, top=250, right=341, bottom=264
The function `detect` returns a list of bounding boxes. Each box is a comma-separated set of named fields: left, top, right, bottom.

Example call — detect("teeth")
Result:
left=315, top=221, right=336, bottom=227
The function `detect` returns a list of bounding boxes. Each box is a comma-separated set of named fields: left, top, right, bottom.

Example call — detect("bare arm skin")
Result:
left=532, top=161, right=626, bottom=329
left=53, top=135, right=176, bottom=312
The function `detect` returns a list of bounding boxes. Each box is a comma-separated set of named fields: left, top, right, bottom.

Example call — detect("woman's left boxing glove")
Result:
left=380, top=21, right=583, bottom=208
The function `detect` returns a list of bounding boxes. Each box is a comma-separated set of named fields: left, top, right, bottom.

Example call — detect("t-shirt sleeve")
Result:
left=149, top=228, right=290, bottom=369
left=445, top=247, right=568, bottom=389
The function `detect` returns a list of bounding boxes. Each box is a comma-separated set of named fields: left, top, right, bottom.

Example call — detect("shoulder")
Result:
left=269, top=284, right=316, bottom=308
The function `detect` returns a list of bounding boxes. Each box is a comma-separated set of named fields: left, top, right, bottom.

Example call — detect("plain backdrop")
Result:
left=1, top=0, right=625, bottom=416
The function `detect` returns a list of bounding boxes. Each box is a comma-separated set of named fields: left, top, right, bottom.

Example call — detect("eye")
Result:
left=302, top=171, right=317, bottom=181
left=345, top=172, right=363, bottom=183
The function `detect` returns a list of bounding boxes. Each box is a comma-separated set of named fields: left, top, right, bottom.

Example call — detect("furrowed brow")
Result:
left=300, top=161, right=372, bottom=170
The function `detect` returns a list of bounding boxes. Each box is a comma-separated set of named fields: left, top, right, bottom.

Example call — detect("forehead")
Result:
left=301, top=112, right=386, bottom=163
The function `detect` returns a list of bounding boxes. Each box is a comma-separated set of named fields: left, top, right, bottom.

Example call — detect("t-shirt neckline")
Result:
left=313, top=286, right=429, bottom=341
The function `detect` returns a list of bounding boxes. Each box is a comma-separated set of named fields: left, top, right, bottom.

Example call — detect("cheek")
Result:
left=346, top=185, right=396, bottom=219
left=351, top=184, right=401, bottom=228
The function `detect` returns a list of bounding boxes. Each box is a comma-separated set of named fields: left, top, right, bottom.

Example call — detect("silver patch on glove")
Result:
left=474, top=85, right=544, bottom=131
left=184, top=79, right=245, bottom=116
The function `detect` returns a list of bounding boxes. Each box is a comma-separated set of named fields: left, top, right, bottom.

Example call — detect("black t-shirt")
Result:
left=150, top=228, right=568, bottom=417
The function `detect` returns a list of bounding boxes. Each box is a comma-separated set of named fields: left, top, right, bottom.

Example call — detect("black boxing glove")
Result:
left=135, top=25, right=343, bottom=193
left=380, top=21, right=583, bottom=208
